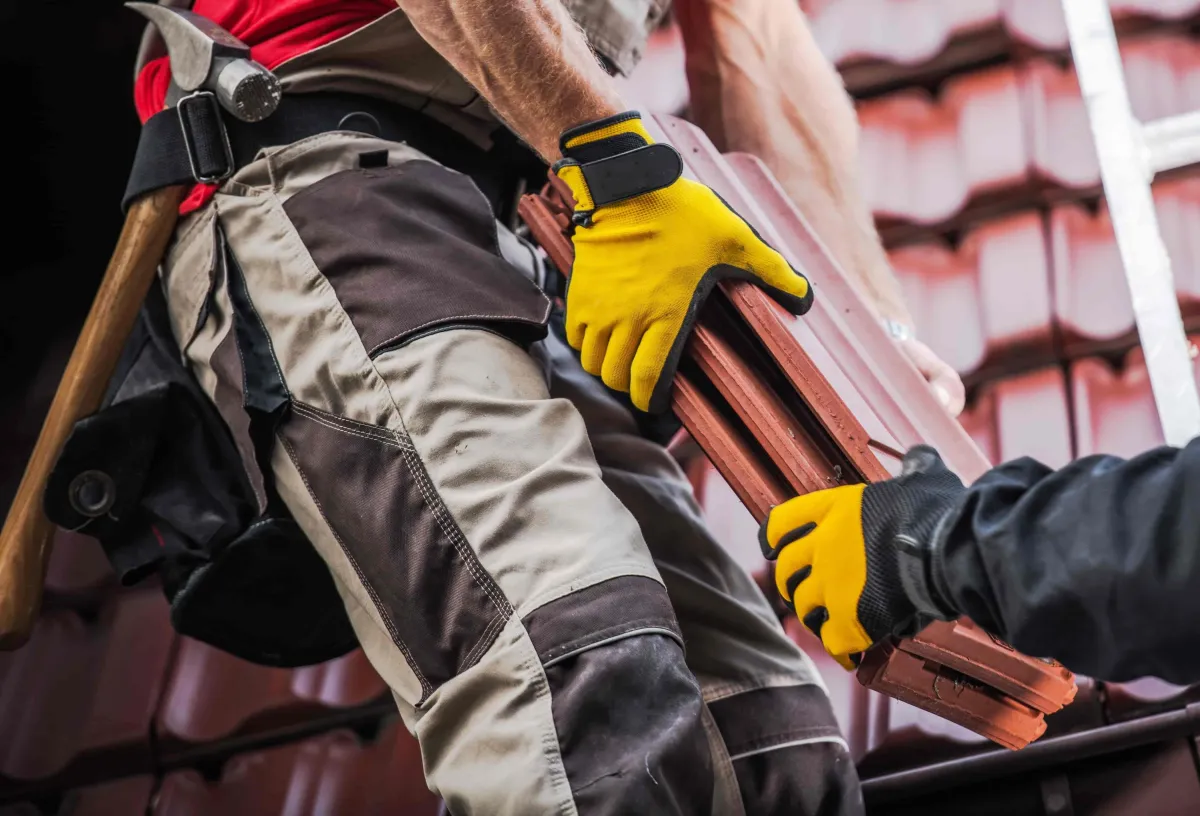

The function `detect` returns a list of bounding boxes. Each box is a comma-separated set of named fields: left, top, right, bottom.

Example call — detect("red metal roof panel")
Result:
left=156, top=640, right=387, bottom=745
left=0, top=590, right=173, bottom=783
left=152, top=723, right=438, bottom=816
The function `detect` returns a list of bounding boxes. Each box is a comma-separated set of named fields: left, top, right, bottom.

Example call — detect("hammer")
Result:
left=0, top=3, right=280, bottom=648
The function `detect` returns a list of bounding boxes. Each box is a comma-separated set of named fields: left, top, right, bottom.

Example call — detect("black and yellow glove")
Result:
left=553, top=112, right=813, bottom=413
left=760, top=446, right=966, bottom=669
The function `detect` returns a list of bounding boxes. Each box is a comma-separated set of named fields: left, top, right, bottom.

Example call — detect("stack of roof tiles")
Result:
left=8, top=3, right=1200, bottom=813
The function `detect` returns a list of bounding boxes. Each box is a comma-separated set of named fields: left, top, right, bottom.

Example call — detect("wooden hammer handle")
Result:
left=0, top=184, right=185, bottom=649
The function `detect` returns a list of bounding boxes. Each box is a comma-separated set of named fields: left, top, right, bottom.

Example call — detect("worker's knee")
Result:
left=710, top=685, right=864, bottom=816
left=525, top=576, right=713, bottom=816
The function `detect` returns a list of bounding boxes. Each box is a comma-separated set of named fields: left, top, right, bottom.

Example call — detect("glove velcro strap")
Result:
left=564, top=143, right=684, bottom=215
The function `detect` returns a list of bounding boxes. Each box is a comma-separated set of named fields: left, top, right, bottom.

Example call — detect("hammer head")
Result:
left=126, top=2, right=280, bottom=122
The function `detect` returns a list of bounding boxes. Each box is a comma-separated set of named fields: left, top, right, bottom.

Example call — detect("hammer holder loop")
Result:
left=178, top=90, right=234, bottom=184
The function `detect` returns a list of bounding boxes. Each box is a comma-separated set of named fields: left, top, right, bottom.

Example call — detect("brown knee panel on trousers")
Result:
left=709, top=686, right=860, bottom=815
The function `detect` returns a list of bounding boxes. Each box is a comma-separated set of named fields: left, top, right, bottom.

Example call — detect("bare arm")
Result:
left=395, top=0, right=626, bottom=161
left=674, top=0, right=911, bottom=326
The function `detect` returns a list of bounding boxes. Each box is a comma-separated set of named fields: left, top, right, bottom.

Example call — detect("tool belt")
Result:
left=123, top=90, right=547, bottom=221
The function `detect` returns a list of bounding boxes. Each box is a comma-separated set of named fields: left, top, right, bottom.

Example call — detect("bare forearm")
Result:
left=676, top=0, right=913, bottom=325
left=397, top=0, right=625, bottom=161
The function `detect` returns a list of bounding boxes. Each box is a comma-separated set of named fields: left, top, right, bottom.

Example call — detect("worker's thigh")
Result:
left=159, top=132, right=711, bottom=816
left=541, top=320, right=863, bottom=816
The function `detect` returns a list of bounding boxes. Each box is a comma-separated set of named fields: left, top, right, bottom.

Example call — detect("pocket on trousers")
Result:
left=281, top=158, right=552, bottom=357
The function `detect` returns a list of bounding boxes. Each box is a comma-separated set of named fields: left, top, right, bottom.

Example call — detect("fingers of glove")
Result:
left=751, top=250, right=814, bottom=315
left=773, top=535, right=817, bottom=601
left=788, top=571, right=824, bottom=627
left=600, top=322, right=642, bottom=393
left=629, top=321, right=676, bottom=413
left=579, top=325, right=611, bottom=377
left=820, top=617, right=875, bottom=671
left=762, top=486, right=861, bottom=554
left=565, top=312, right=587, bottom=351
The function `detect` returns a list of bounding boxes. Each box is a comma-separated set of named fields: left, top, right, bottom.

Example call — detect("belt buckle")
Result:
left=177, top=90, right=235, bottom=185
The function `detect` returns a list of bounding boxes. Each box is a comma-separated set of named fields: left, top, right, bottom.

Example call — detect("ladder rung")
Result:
left=1143, top=111, right=1200, bottom=175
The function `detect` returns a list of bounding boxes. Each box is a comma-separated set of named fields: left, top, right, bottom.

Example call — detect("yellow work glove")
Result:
left=759, top=446, right=966, bottom=669
left=554, top=112, right=813, bottom=413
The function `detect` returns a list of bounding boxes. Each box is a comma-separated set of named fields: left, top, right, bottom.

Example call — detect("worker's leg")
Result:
left=539, top=321, right=864, bottom=816
left=159, top=132, right=711, bottom=816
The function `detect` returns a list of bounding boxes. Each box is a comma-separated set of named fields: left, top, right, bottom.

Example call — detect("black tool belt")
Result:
left=123, top=90, right=546, bottom=218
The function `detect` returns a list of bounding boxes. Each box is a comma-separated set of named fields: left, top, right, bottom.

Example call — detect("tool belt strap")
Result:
left=122, top=90, right=543, bottom=213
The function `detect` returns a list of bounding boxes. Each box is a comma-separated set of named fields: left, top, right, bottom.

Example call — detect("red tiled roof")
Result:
left=1053, top=179, right=1200, bottom=354
left=800, top=0, right=1003, bottom=70
left=0, top=590, right=173, bottom=784
left=890, top=210, right=1054, bottom=377
left=801, top=0, right=1200, bottom=93
left=157, top=640, right=387, bottom=745
left=859, top=34, right=1200, bottom=232
left=153, top=722, right=437, bottom=815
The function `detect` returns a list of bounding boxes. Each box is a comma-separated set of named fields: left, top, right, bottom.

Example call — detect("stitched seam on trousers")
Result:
left=516, top=561, right=665, bottom=621
left=292, top=412, right=399, bottom=448
left=723, top=727, right=847, bottom=760
left=278, top=433, right=435, bottom=698
left=702, top=676, right=825, bottom=705
left=517, top=619, right=581, bottom=816
left=539, top=619, right=684, bottom=665
left=463, top=611, right=508, bottom=669
left=727, top=735, right=849, bottom=763
left=541, top=626, right=683, bottom=669
left=292, top=404, right=398, bottom=445
left=291, top=403, right=513, bottom=619
left=391, top=428, right=514, bottom=617
left=367, top=300, right=552, bottom=358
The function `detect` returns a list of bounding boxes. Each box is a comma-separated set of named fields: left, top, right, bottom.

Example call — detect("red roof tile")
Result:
left=971, top=367, right=1075, bottom=468
left=44, top=530, right=114, bottom=603
left=957, top=389, right=999, bottom=465
left=69, top=775, right=155, bottom=816
left=153, top=723, right=438, bottom=815
left=860, top=35, right=1200, bottom=228
left=890, top=210, right=1054, bottom=377
left=857, top=66, right=1027, bottom=227
left=800, top=0, right=1004, bottom=71
left=1052, top=178, right=1200, bottom=355
left=156, top=641, right=387, bottom=745
left=1007, top=0, right=1200, bottom=51
left=0, top=590, right=174, bottom=783
left=1068, top=344, right=1200, bottom=457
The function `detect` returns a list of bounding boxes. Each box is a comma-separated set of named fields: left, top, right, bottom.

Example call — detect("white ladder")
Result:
left=1063, top=0, right=1200, bottom=448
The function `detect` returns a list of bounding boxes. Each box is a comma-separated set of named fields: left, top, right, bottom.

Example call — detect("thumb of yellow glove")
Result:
left=554, top=112, right=813, bottom=413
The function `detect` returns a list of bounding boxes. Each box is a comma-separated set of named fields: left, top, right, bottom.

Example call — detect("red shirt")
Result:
left=134, top=0, right=395, bottom=214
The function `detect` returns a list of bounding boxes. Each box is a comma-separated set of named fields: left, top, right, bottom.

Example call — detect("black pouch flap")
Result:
left=168, top=517, right=359, bottom=667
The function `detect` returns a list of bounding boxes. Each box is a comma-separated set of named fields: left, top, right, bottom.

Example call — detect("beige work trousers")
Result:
left=158, top=130, right=861, bottom=816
